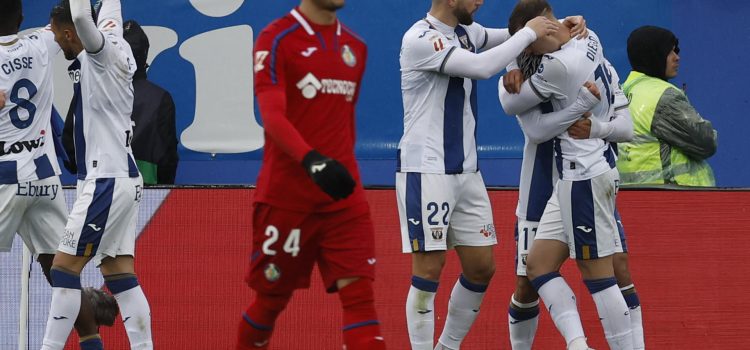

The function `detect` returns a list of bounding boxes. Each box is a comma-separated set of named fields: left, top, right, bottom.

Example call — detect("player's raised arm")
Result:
left=480, top=15, right=587, bottom=51
left=70, top=0, right=104, bottom=53
left=95, top=0, right=124, bottom=37
left=440, top=16, right=557, bottom=80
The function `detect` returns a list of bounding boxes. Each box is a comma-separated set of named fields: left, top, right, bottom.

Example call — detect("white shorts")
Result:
left=397, top=172, right=496, bottom=253
left=517, top=205, right=629, bottom=275
left=0, top=176, right=67, bottom=255
left=58, top=176, right=143, bottom=266
left=514, top=219, right=538, bottom=276
left=535, top=168, right=621, bottom=260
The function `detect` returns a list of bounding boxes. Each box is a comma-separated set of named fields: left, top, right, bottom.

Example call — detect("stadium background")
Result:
left=2, top=0, right=750, bottom=349
left=15, top=0, right=750, bottom=187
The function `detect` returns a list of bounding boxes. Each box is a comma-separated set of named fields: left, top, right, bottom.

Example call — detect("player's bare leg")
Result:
left=508, top=276, right=540, bottom=350
left=406, top=251, right=446, bottom=349
left=336, top=277, right=386, bottom=349
left=38, top=254, right=108, bottom=350
left=526, top=239, right=591, bottom=350
left=99, top=255, right=153, bottom=350
left=614, top=253, right=644, bottom=349
left=432, top=246, right=494, bottom=350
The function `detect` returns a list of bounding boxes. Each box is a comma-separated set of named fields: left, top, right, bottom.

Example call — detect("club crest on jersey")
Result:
left=341, top=45, right=357, bottom=67
left=459, top=35, right=472, bottom=51
left=264, top=263, right=281, bottom=282
left=431, top=228, right=444, bottom=240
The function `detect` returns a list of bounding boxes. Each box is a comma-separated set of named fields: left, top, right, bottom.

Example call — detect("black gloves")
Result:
left=301, top=150, right=356, bottom=200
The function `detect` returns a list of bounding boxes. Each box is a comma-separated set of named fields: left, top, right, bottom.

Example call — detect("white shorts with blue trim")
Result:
left=58, top=176, right=143, bottom=266
left=535, top=168, right=621, bottom=260
left=0, top=176, right=67, bottom=255
left=397, top=172, right=496, bottom=253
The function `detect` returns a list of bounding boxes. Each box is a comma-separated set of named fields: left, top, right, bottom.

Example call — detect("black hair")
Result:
left=0, top=0, right=23, bottom=34
left=508, top=0, right=553, bottom=35
left=49, top=0, right=97, bottom=26
left=627, top=26, right=680, bottom=81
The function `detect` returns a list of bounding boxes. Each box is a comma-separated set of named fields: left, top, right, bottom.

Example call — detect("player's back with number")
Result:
left=0, top=28, right=61, bottom=183
left=532, top=30, right=625, bottom=180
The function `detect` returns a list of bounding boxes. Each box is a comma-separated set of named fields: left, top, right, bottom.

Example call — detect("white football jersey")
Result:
left=398, top=14, right=490, bottom=174
left=529, top=30, right=627, bottom=181
left=68, top=17, right=139, bottom=180
left=515, top=134, right=556, bottom=221
left=0, top=28, right=62, bottom=184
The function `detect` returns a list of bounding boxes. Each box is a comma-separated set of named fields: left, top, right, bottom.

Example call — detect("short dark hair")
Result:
left=508, top=0, right=553, bottom=35
left=50, top=0, right=74, bottom=26
left=50, top=0, right=96, bottom=26
left=0, top=0, right=23, bottom=34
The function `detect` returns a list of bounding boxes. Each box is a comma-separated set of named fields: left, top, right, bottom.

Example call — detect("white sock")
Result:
left=530, top=272, right=586, bottom=347
left=106, top=275, right=153, bottom=350
left=628, top=305, right=644, bottom=349
left=568, top=337, right=591, bottom=350
left=621, top=284, right=644, bottom=349
left=586, top=278, right=633, bottom=350
left=42, top=269, right=82, bottom=350
left=437, top=275, right=488, bottom=349
left=508, top=295, right=540, bottom=350
left=406, top=276, right=438, bottom=350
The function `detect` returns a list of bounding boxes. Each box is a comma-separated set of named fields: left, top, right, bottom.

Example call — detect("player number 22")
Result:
left=262, top=225, right=301, bottom=257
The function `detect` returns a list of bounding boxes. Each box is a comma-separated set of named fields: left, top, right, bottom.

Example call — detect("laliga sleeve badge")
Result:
left=341, top=45, right=357, bottom=67
left=264, top=263, right=281, bottom=282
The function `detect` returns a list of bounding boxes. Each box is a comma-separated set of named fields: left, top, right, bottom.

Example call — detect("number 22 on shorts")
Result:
left=262, top=225, right=301, bottom=257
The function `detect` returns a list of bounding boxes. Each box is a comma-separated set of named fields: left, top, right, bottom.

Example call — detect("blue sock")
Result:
left=80, top=336, right=103, bottom=350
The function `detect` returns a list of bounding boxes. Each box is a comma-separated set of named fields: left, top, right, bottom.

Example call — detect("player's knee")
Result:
left=412, top=254, right=446, bottom=281
left=463, top=263, right=495, bottom=284
left=52, top=253, right=87, bottom=275
left=525, top=259, right=546, bottom=282
left=338, top=278, right=375, bottom=307
left=613, top=254, right=633, bottom=287
left=514, top=276, right=538, bottom=302
left=256, top=293, right=293, bottom=315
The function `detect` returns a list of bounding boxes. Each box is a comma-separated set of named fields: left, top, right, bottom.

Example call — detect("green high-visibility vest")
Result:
left=617, top=71, right=715, bottom=186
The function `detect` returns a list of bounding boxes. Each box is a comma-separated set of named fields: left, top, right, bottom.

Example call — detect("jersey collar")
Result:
left=424, top=14, right=455, bottom=39
left=0, top=34, right=19, bottom=46
left=290, top=8, right=341, bottom=36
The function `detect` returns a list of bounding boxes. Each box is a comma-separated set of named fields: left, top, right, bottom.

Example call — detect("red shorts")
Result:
left=246, top=202, right=376, bottom=294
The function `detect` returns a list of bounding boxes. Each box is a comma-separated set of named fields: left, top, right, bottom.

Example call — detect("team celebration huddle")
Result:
left=3, top=0, right=708, bottom=348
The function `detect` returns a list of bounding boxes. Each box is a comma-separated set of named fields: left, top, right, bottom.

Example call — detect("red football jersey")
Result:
left=253, top=7, right=368, bottom=212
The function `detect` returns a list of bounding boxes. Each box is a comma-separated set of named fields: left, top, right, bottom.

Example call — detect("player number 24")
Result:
left=262, top=225, right=301, bottom=257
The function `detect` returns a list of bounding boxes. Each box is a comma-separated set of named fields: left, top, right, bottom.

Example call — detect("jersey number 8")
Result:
left=7, top=79, right=38, bottom=129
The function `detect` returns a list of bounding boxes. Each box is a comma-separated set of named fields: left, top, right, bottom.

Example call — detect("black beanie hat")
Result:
left=123, top=20, right=149, bottom=73
left=627, top=25, right=679, bottom=81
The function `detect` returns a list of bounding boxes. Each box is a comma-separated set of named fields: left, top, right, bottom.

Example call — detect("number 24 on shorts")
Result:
left=262, top=225, right=301, bottom=257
